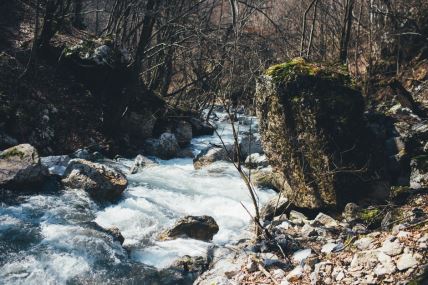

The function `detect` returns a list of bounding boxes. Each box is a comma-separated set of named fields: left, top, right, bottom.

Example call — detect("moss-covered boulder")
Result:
left=256, top=58, right=379, bottom=208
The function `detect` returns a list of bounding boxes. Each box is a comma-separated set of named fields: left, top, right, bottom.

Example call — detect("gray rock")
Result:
left=244, top=153, right=268, bottom=169
left=396, top=253, right=418, bottom=271
left=380, top=238, right=403, bottom=256
left=289, top=210, right=309, bottom=225
left=106, top=226, right=125, bottom=245
left=129, top=154, right=156, bottom=174
left=193, top=145, right=235, bottom=169
left=144, top=132, right=180, bottom=159
left=174, top=121, right=193, bottom=147
left=312, top=212, right=339, bottom=228
left=374, top=252, right=396, bottom=276
left=73, top=148, right=93, bottom=160
left=160, top=215, right=219, bottom=241
left=342, top=202, right=361, bottom=223
left=354, top=237, right=374, bottom=251
left=301, top=224, right=317, bottom=237
left=410, top=156, right=428, bottom=189
left=239, top=134, right=263, bottom=158
left=170, top=255, right=208, bottom=273
left=260, top=194, right=289, bottom=221
left=62, top=159, right=128, bottom=201
left=41, top=155, right=71, bottom=176
left=321, top=243, right=339, bottom=254
left=0, top=144, right=48, bottom=189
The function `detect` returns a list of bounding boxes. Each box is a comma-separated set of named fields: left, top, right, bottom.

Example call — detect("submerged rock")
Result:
left=62, top=159, right=128, bottom=201
left=256, top=57, right=379, bottom=208
left=160, top=215, right=219, bottom=241
left=0, top=144, right=49, bottom=189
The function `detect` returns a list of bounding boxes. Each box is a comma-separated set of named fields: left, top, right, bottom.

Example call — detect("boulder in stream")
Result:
left=159, top=215, right=219, bottom=241
left=62, top=159, right=128, bottom=201
left=193, top=144, right=236, bottom=169
left=0, top=144, right=49, bottom=189
left=144, top=132, right=180, bottom=160
left=256, top=58, right=379, bottom=208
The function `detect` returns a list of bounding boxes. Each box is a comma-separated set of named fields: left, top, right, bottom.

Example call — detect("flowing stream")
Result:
left=0, top=114, right=275, bottom=284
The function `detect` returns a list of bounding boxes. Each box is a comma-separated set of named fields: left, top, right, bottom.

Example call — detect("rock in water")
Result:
left=174, top=121, right=193, bottom=147
left=160, top=215, right=219, bottom=241
left=255, top=57, right=379, bottom=208
left=62, top=159, right=128, bottom=201
left=0, top=144, right=48, bottom=189
left=193, top=145, right=235, bottom=169
left=239, top=134, right=263, bottom=158
left=144, top=132, right=180, bottom=160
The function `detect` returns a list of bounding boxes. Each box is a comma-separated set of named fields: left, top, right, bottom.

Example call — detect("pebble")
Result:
left=301, top=224, right=317, bottom=237
left=321, top=242, right=338, bottom=253
left=289, top=210, right=308, bottom=225
left=312, top=212, right=339, bottom=228
left=292, top=248, right=312, bottom=263
left=285, top=266, right=303, bottom=281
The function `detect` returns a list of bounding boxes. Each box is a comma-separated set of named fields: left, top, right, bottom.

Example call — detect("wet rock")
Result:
left=193, top=145, right=235, bottom=169
left=171, top=255, right=208, bottom=273
left=41, top=155, right=71, bottom=176
left=256, top=58, right=376, bottom=208
left=0, top=144, right=49, bottom=189
left=144, top=132, right=180, bottom=160
left=160, top=215, right=219, bottom=241
left=396, top=253, right=419, bottom=271
left=312, top=213, right=339, bottom=228
left=260, top=194, right=289, bottom=221
left=189, top=118, right=215, bottom=136
left=244, top=153, right=268, bottom=169
left=129, top=154, right=156, bottom=174
left=174, top=121, right=193, bottom=147
left=410, top=156, right=428, bottom=189
left=62, top=159, right=128, bottom=201
left=106, top=226, right=125, bottom=245
left=239, top=134, right=263, bottom=158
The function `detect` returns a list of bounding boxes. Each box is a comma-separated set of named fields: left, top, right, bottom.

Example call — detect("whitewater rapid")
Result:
left=0, top=114, right=275, bottom=284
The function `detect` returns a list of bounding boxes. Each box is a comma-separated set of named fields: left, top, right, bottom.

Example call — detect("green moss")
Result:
left=0, top=147, right=25, bottom=159
left=265, top=57, right=354, bottom=88
left=359, top=208, right=381, bottom=223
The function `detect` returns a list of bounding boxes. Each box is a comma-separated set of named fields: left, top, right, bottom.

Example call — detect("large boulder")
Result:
left=189, top=118, right=215, bottom=136
left=193, top=144, right=236, bottom=169
left=62, top=159, right=128, bottom=201
left=0, top=144, right=49, bottom=189
left=256, top=58, right=378, bottom=208
left=159, top=215, right=219, bottom=241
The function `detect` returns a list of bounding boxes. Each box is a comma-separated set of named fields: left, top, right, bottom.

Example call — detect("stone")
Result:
left=354, top=237, right=374, bottom=251
left=321, top=243, right=339, bottom=254
left=342, top=202, right=361, bottom=223
left=301, top=224, right=317, bottom=237
left=260, top=194, right=289, bottom=221
left=410, top=156, right=428, bottom=189
left=292, top=249, right=312, bottom=263
left=246, top=257, right=258, bottom=273
left=251, top=168, right=281, bottom=190
left=193, top=145, right=235, bottom=169
left=144, top=132, right=180, bottom=160
left=129, top=154, right=156, bottom=174
left=289, top=210, right=308, bottom=225
left=373, top=252, right=396, bottom=276
left=41, top=155, right=71, bottom=176
left=239, top=134, right=263, bottom=158
left=396, top=253, right=418, bottom=271
left=256, top=58, right=376, bottom=208
left=160, top=215, right=219, bottom=241
left=312, top=213, right=339, bottom=228
left=380, top=238, right=403, bottom=256
left=171, top=255, right=208, bottom=273
left=285, top=266, right=303, bottom=282
left=174, top=121, right=193, bottom=147
left=0, top=144, right=49, bottom=189
left=106, top=226, right=125, bottom=245
left=244, top=153, right=269, bottom=169
left=62, top=159, right=128, bottom=201
left=189, top=117, right=215, bottom=136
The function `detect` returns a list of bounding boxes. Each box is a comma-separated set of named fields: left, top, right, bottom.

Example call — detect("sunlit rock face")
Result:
left=256, top=58, right=384, bottom=209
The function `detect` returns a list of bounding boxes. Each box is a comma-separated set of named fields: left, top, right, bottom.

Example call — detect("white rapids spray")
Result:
left=0, top=112, right=275, bottom=284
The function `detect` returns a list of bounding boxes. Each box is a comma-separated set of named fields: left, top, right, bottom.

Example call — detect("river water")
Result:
left=0, top=114, right=275, bottom=285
